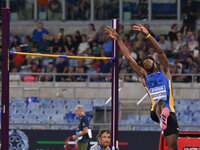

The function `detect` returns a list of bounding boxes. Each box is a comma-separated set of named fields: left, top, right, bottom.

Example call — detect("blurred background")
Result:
left=0, top=0, right=200, bottom=149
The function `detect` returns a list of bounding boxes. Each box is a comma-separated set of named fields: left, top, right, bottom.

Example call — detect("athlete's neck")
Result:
left=149, top=68, right=159, bottom=75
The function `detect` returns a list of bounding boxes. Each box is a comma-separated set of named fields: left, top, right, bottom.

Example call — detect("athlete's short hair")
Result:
left=75, top=105, right=84, bottom=112
left=96, top=129, right=111, bottom=140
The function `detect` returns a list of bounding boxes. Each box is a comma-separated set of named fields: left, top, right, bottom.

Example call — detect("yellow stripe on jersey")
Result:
left=145, top=86, right=155, bottom=111
left=169, top=80, right=175, bottom=112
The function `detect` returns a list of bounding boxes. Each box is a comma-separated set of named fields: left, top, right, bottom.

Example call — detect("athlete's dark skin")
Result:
left=105, top=24, right=178, bottom=150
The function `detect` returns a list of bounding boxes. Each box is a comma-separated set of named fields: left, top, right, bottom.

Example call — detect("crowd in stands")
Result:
left=8, top=20, right=200, bottom=82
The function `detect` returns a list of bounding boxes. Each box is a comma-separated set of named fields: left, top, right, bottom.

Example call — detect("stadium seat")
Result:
left=53, top=98, right=66, bottom=104
left=11, top=114, right=24, bottom=123
left=41, top=103, right=53, bottom=109
left=16, top=108, right=29, bottom=114
left=24, top=114, right=38, bottom=123
left=13, top=98, right=25, bottom=103
left=38, top=114, right=51, bottom=123
left=27, top=102, right=40, bottom=109
left=51, top=114, right=65, bottom=123
left=66, top=98, right=78, bottom=106
left=79, top=98, right=92, bottom=105
left=179, top=99, right=193, bottom=106
left=40, top=98, right=52, bottom=104
left=139, top=115, right=149, bottom=124
left=93, top=98, right=105, bottom=109
left=64, top=113, right=76, bottom=123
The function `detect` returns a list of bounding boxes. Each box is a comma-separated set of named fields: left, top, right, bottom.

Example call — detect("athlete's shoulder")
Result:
left=90, top=144, right=99, bottom=150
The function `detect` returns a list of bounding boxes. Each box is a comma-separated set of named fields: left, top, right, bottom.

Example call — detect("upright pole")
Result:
left=1, top=8, right=10, bottom=150
left=111, top=18, right=119, bottom=150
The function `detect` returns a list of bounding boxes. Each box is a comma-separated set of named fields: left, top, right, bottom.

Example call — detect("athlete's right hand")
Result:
left=104, top=27, right=120, bottom=40
left=132, top=24, right=149, bottom=36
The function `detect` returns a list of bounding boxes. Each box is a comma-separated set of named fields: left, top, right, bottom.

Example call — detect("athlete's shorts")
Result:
left=150, top=111, right=179, bottom=137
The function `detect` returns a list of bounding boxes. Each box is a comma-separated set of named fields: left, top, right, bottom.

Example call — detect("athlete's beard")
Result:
left=147, top=62, right=155, bottom=74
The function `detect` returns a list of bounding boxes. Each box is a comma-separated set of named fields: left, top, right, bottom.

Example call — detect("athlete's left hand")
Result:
left=132, top=24, right=149, bottom=36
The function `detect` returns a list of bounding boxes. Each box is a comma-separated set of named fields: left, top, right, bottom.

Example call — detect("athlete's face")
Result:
left=75, top=109, right=82, bottom=116
left=143, top=59, right=154, bottom=71
left=98, top=132, right=111, bottom=147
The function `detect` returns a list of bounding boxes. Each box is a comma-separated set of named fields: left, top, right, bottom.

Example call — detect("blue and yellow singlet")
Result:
left=145, top=70, right=175, bottom=112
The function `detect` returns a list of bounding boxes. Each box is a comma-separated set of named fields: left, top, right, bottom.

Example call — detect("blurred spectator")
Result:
left=96, top=24, right=105, bottom=43
left=48, top=0, right=61, bottom=19
left=38, top=0, right=49, bottom=19
left=65, top=66, right=75, bottom=81
left=136, top=49, right=145, bottom=63
left=188, top=34, right=199, bottom=51
left=119, top=24, right=126, bottom=39
left=192, top=46, right=199, bottom=60
left=56, top=57, right=68, bottom=81
left=186, top=55, right=197, bottom=72
left=77, top=34, right=89, bottom=55
left=73, top=30, right=81, bottom=46
left=148, top=47, right=158, bottom=63
left=23, top=36, right=33, bottom=51
left=75, top=66, right=87, bottom=82
left=198, top=30, right=200, bottom=45
left=181, top=0, right=197, bottom=32
left=84, top=48, right=94, bottom=67
left=49, top=33, right=63, bottom=54
left=66, top=0, right=78, bottom=20
left=102, top=37, right=112, bottom=56
left=46, top=62, right=55, bottom=81
left=38, top=34, right=50, bottom=53
left=158, top=34, right=171, bottom=57
left=98, top=59, right=112, bottom=73
left=178, top=44, right=191, bottom=64
left=56, top=57, right=68, bottom=73
left=58, top=28, right=65, bottom=43
left=90, top=74, right=101, bottom=82
left=64, top=34, right=76, bottom=55
left=47, top=62, right=54, bottom=72
left=10, top=66, right=20, bottom=81
left=172, top=33, right=186, bottom=54
left=168, top=24, right=178, bottom=42
left=10, top=35, right=21, bottom=50
left=26, top=46, right=40, bottom=67
left=0, top=23, right=2, bottom=49
left=88, top=23, right=96, bottom=43
left=12, top=46, right=25, bottom=69
left=158, top=34, right=171, bottom=51
left=32, top=22, right=49, bottom=41
left=79, top=0, right=90, bottom=20
left=39, top=66, right=49, bottom=81
left=123, top=34, right=132, bottom=50
left=17, top=0, right=27, bottom=20
left=92, top=42, right=101, bottom=57
left=132, top=34, right=146, bottom=52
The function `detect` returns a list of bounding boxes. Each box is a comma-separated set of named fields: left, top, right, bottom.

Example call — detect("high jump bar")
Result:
left=9, top=51, right=115, bottom=60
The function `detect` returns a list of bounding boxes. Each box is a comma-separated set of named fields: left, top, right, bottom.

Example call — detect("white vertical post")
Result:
left=62, top=0, right=66, bottom=21
left=6, top=0, right=10, bottom=8
left=177, top=0, right=181, bottom=22
left=34, top=0, right=38, bottom=21
left=148, top=0, right=152, bottom=21
left=90, top=0, right=94, bottom=22
left=119, top=0, right=123, bottom=21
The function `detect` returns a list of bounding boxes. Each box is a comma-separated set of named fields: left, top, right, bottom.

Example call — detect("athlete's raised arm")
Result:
left=105, top=27, right=147, bottom=84
left=132, top=24, right=170, bottom=78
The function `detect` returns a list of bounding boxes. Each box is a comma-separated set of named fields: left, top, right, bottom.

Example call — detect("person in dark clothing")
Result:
left=72, top=105, right=90, bottom=150
left=181, top=0, right=197, bottom=32
left=168, top=24, right=178, bottom=42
